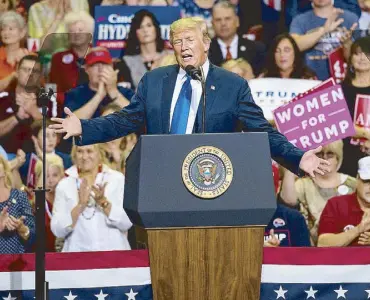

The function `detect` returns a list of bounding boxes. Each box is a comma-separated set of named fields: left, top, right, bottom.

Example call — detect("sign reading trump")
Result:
left=273, top=85, right=355, bottom=150
left=94, top=6, right=181, bottom=58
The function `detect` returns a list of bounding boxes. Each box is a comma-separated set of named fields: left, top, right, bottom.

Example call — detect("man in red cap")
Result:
left=62, top=47, right=134, bottom=120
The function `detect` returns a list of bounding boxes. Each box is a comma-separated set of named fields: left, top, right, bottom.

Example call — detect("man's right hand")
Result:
left=50, top=107, right=82, bottom=140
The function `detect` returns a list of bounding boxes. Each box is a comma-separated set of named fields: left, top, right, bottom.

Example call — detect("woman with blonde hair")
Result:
left=222, top=58, right=255, bottom=81
left=280, top=140, right=356, bottom=245
left=51, top=143, right=132, bottom=252
left=0, top=155, right=35, bottom=253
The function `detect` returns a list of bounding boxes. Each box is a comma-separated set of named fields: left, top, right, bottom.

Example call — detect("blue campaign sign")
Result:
left=94, top=6, right=181, bottom=58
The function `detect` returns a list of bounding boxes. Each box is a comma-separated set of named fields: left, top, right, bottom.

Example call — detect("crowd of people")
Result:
left=0, top=0, right=370, bottom=254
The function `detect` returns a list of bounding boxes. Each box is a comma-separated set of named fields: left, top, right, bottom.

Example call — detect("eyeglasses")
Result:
left=317, top=151, right=336, bottom=159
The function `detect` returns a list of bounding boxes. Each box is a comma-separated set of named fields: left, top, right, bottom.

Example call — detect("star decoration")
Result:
left=365, top=289, right=370, bottom=299
left=2, top=293, right=16, bottom=300
left=334, top=285, right=348, bottom=299
left=274, top=285, right=288, bottom=299
left=95, top=290, right=108, bottom=300
left=125, top=288, right=138, bottom=300
left=304, top=286, right=318, bottom=299
left=64, top=291, right=78, bottom=300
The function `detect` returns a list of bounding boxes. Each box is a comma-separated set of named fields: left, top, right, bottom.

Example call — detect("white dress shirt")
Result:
left=169, top=59, right=210, bottom=134
left=217, top=35, right=239, bottom=60
left=51, top=165, right=132, bottom=252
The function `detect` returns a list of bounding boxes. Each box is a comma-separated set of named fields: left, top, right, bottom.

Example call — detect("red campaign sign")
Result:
left=328, top=47, right=348, bottom=84
left=26, top=153, right=38, bottom=189
left=290, top=78, right=335, bottom=103
left=351, top=94, right=370, bottom=146
left=273, top=85, right=355, bottom=151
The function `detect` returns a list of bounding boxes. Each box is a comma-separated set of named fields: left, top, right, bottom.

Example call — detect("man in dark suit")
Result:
left=50, top=17, right=329, bottom=177
left=209, top=1, right=266, bottom=76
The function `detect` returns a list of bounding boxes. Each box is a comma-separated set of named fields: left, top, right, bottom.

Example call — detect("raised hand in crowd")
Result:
left=264, top=229, right=280, bottom=247
left=31, top=136, right=43, bottom=159
left=55, top=0, right=72, bottom=21
left=323, top=8, right=345, bottom=34
left=92, top=182, right=112, bottom=215
left=9, top=149, right=26, bottom=170
left=16, top=92, right=42, bottom=121
left=78, top=178, right=91, bottom=209
left=0, top=206, right=8, bottom=233
left=339, top=22, right=358, bottom=59
left=358, top=231, right=370, bottom=246
left=100, top=65, right=119, bottom=96
left=358, top=211, right=370, bottom=234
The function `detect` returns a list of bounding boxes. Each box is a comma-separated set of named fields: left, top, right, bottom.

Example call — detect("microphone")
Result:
left=185, top=65, right=203, bottom=82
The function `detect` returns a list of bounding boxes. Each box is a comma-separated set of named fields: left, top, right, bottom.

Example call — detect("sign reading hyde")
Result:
left=274, top=85, right=355, bottom=150
left=94, top=6, right=181, bottom=58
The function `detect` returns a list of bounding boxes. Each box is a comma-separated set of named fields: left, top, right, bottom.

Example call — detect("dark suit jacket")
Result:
left=78, top=64, right=304, bottom=174
left=208, top=36, right=266, bottom=76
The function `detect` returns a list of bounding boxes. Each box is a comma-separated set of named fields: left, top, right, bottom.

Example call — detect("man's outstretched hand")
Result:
left=299, top=146, right=331, bottom=178
left=50, top=107, right=82, bottom=140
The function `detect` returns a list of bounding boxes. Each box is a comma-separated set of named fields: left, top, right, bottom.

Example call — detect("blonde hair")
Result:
left=71, top=144, right=107, bottom=166
left=0, top=155, right=12, bottom=189
left=322, top=140, right=344, bottom=171
left=64, top=11, right=95, bottom=35
left=222, top=58, right=254, bottom=75
left=156, top=53, right=178, bottom=67
left=35, top=154, right=64, bottom=188
left=170, top=17, right=211, bottom=45
left=0, top=11, right=26, bottom=30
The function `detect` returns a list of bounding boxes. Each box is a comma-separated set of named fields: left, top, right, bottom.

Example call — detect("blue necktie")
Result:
left=170, top=75, right=192, bottom=134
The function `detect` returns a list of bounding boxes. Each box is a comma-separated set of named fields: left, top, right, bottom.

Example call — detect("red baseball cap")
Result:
left=84, top=49, right=112, bottom=66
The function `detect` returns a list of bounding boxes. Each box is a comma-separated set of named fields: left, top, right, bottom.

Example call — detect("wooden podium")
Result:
left=124, top=133, right=276, bottom=300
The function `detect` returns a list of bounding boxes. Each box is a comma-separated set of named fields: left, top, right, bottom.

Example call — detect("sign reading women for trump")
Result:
left=248, top=78, right=321, bottom=120
left=273, top=85, right=355, bottom=150
left=94, top=6, right=181, bottom=58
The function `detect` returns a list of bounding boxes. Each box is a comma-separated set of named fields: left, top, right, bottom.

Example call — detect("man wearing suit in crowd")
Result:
left=50, top=17, right=329, bottom=178
left=208, top=1, right=266, bottom=76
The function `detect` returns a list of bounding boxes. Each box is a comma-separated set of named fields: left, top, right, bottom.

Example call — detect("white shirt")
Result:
left=359, top=11, right=370, bottom=30
left=169, top=59, right=210, bottom=134
left=51, top=165, right=132, bottom=252
left=217, top=35, right=239, bottom=60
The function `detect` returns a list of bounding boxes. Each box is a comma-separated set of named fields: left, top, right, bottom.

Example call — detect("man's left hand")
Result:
left=299, top=146, right=331, bottom=178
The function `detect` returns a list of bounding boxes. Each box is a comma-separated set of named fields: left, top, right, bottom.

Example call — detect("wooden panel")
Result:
left=147, top=227, right=264, bottom=300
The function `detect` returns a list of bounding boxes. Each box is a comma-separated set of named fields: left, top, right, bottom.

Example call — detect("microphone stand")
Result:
left=34, top=88, right=53, bottom=300
left=200, top=67, right=206, bottom=133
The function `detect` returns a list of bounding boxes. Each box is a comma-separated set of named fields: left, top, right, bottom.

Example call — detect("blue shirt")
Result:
left=290, top=9, right=358, bottom=80
left=264, top=204, right=311, bottom=247
left=63, top=84, right=135, bottom=118
left=0, top=189, right=35, bottom=254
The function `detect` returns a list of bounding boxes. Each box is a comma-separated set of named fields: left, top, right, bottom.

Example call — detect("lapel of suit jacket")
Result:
left=161, top=65, right=179, bottom=134
left=194, top=63, right=219, bottom=133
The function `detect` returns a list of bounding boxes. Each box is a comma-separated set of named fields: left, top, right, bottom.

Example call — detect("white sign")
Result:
left=248, top=78, right=321, bottom=120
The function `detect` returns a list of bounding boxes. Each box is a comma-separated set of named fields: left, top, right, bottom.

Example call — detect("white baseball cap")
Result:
left=358, top=156, right=370, bottom=180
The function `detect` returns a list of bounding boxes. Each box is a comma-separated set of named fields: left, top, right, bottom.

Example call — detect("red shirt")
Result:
left=0, top=92, right=32, bottom=153
left=318, top=193, right=364, bottom=246
left=49, top=49, right=82, bottom=117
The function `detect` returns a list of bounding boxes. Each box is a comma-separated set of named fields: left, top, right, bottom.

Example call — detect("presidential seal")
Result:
left=182, top=146, right=233, bottom=199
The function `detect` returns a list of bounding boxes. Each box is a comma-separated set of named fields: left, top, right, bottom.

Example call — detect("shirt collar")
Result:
left=217, top=34, right=239, bottom=49
left=178, top=59, right=210, bottom=81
